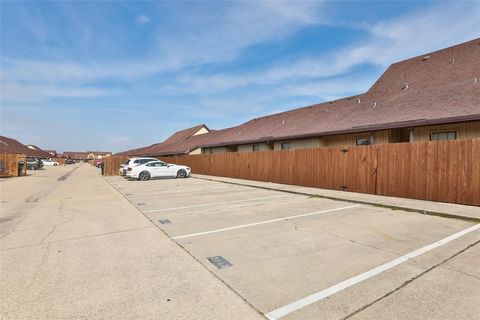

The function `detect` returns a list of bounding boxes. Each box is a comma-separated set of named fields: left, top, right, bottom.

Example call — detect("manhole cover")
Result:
left=159, top=219, right=171, bottom=224
left=207, top=256, right=232, bottom=269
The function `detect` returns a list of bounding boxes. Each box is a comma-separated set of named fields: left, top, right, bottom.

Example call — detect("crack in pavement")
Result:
left=0, top=226, right=154, bottom=251
left=438, top=265, right=480, bottom=281
left=340, top=239, right=480, bottom=320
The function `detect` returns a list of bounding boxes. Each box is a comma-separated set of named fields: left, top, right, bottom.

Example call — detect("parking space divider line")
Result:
left=264, top=223, right=480, bottom=320
left=193, top=176, right=480, bottom=223
left=172, top=204, right=361, bottom=239
left=143, top=194, right=296, bottom=213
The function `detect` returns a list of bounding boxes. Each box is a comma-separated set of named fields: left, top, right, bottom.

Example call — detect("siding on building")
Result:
left=237, top=143, right=273, bottom=152
left=188, top=148, right=202, bottom=155
left=210, top=121, right=480, bottom=152
left=413, top=120, right=480, bottom=141
left=116, top=39, right=480, bottom=157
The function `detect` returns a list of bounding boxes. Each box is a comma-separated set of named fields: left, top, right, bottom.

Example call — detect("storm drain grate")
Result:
left=207, top=256, right=232, bottom=269
left=137, top=203, right=146, bottom=206
left=125, top=193, right=132, bottom=196
left=159, top=219, right=171, bottom=224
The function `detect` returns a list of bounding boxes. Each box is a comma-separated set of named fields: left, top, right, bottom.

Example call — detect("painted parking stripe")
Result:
left=172, top=205, right=360, bottom=239
left=143, top=194, right=296, bottom=213
left=265, top=223, right=480, bottom=320
left=127, top=186, right=253, bottom=199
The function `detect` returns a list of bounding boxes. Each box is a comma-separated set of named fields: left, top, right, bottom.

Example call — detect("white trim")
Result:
left=172, top=205, right=360, bottom=239
left=143, top=195, right=295, bottom=213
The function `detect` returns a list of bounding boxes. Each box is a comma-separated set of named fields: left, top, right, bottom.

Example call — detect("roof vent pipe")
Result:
left=450, top=58, right=455, bottom=65
left=357, top=98, right=361, bottom=104
left=370, top=102, right=377, bottom=109
left=282, top=120, right=285, bottom=125
left=422, top=55, right=430, bottom=61
left=475, top=78, right=478, bottom=84
left=402, top=82, right=409, bottom=90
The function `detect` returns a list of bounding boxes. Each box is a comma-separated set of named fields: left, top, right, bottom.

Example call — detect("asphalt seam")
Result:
left=193, top=176, right=480, bottom=223
left=105, top=176, right=267, bottom=319
left=340, top=239, right=480, bottom=320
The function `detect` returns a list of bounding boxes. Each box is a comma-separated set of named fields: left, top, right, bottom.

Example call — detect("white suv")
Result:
left=120, top=157, right=158, bottom=176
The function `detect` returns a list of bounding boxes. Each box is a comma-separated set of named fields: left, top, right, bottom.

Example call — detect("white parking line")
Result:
left=265, top=223, right=480, bottom=320
left=143, top=194, right=296, bottom=213
left=172, top=205, right=360, bottom=239
left=127, top=186, right=253, bottom=199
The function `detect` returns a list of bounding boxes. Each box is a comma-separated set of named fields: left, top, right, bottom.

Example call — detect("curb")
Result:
left=193, top=176, right=480, bottom=223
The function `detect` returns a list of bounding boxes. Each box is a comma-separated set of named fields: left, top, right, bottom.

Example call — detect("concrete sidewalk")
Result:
left=0, top=164, right=263, bottom=320
left=193, top=174, right=480, bottom=222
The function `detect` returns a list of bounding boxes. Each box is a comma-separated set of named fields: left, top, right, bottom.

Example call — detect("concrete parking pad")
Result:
left=109, top=173, right=480, bottom=320
left=1, top=165, right=263, bottom=320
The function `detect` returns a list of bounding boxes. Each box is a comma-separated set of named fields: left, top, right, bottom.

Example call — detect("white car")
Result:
left=120, top=157, right=159, bottom=176
left=126, top=160, right=191, bottom=180
left=41, top=159, right=59, bottom=166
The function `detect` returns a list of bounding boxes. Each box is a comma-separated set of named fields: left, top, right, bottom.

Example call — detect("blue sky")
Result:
left=1, top=1, right=479, bottom=153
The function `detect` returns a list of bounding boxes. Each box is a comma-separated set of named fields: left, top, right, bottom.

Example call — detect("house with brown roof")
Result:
left=0, top=136, right=52, bottom=158
left=117, top=39, right=480, bottom=157
left=200, top=39, right=480, bottom=153
left=86, top=151, right=112, bottom=160
left=43, top=150, right=57, bottom=156
left=116, top=124, right=211, bottom=157
left=25, top=144, right=56, bottom=158
left=63, top=152, right=89, bottom=161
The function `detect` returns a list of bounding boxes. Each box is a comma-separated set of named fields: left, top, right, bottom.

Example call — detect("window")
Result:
left=356, top=137, right=371, bottom=146
left=252, top=144, right=260, bottom=152
left=281, top=142, right=291, bottom=150
left=430, top=131, right=456, bottom=141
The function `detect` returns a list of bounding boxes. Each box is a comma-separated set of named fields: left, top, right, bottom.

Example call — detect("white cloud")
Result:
left=136, top=14, right=150, bottom=25
left=165, top=1, right=480, bottom=96
left=2, top=1, right=479, bottom=106
left=0, top=80, right=115, bottom=102
left=1, top=2, right=326, bottom=85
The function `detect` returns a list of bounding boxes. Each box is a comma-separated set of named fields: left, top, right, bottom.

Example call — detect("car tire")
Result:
left=138, top=171, right=151, bottom=181
left=54, top=163, right=58, bottom=166
left=177, top=169, right=187, bottom=178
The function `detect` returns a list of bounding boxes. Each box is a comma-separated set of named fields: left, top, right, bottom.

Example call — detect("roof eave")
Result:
left=201, top=114, right=480, bottom=148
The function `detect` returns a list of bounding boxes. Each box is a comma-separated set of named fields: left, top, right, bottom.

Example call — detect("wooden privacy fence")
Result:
left=104, top=139, right=480, bottom=206
left=104, top=156, right=128, bottom=176
left=53, top=158, right=65, bottom=165
left=0, top=154, right=27, bottom=177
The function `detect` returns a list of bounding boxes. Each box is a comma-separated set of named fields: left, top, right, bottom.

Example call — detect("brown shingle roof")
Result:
left=201, top=38, right=480, bottom=147
left=116, top=38, right=480, bottom=154
left=86, top=151, right=112, bottom=155
left=63, top=152, right=89, bottom=160
left=115, top=124, right=210, bottom=156
left=0, top=136, right=52, bottom=158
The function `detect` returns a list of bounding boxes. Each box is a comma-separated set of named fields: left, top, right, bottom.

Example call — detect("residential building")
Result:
left=1, top=137, right=52, bottom=158
left=117, top=39, right=480, bottom=157
left=86, top=151, right=112, bottom=160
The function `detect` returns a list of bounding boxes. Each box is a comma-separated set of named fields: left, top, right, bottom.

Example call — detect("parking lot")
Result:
left=107, top=175, right=480, bottom=320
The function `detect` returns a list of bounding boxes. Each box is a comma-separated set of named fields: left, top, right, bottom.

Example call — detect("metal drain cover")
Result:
left=137, top=203, right=146, bottom=206
left=207, top=256, right=232, bottom=269
left=159, top=219, right=171, bottom=224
